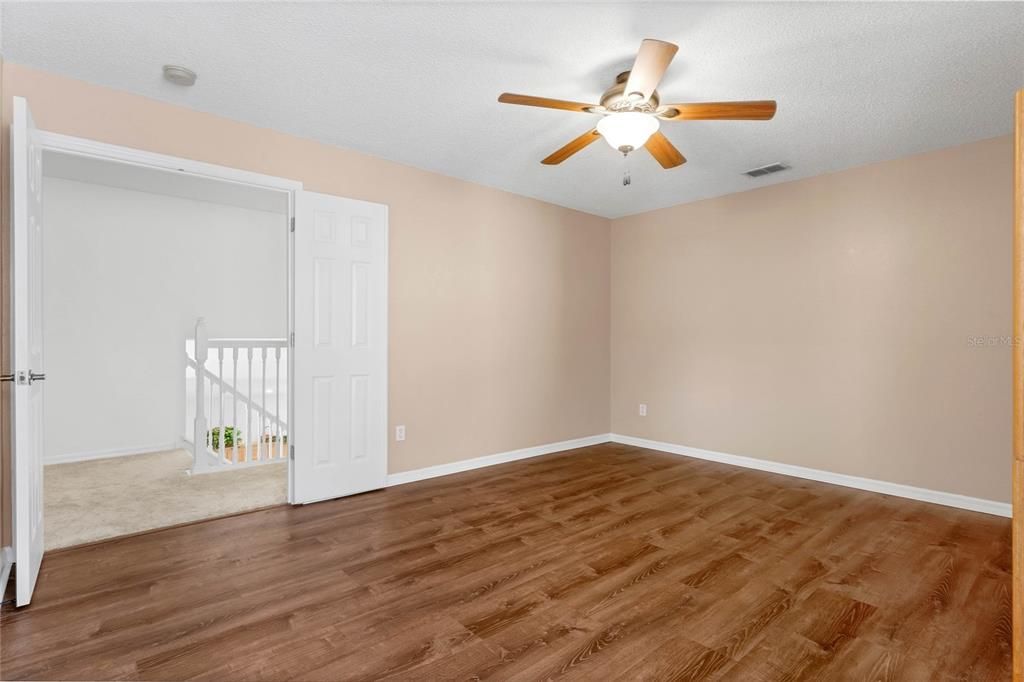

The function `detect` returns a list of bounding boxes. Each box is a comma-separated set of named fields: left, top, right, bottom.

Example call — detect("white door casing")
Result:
left=292, top=191, right=387, bottom=503
left=11, top=96, right=46, bottom=606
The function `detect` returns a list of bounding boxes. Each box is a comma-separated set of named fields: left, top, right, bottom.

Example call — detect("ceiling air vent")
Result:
left=743, top=162, right=789, bottom=178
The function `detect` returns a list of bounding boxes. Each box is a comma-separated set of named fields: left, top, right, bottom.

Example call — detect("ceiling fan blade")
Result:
left=623, top=39, right=679, bottom=102
left=660, top=100, right=777, bottom=121
left=498, top=93, right=597, bottom=113
left=645, top=131, right=686, bottom=169
left=541, top=129, right=601, bottom=165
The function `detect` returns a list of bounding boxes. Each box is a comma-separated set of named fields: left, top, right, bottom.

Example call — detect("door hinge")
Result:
left=289, top=445, right=295, bottom=461
left=290, top=217, right=295, bottom=232
left=289, top=332, right=295, bottom=347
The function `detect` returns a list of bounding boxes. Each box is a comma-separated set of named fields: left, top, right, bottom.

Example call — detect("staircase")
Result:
left=185, top=318, right=289, bottom=474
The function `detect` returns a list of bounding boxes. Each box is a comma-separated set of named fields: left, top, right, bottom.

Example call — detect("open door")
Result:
left=10, top=96, right=46, bottom=606
left=292, top=191, right=387, bottom=504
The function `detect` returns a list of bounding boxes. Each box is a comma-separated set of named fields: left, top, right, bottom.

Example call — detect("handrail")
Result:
left=206, top=337, right=287, bottom=349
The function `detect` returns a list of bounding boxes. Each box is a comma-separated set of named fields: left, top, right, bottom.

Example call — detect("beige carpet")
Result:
left=44, top=449, right=287, bottom=550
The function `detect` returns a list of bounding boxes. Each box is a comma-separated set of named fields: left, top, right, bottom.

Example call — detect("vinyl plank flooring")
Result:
left=0, top=443, right=1012, bottom=681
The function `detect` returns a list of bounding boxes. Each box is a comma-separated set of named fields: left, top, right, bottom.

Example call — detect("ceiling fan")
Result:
left=498, top=39, right=777, bottom=169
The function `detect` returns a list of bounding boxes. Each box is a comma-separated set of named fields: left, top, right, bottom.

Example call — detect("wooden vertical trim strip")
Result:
left=1013, top=88, right=1023, bottom=682
left=1016, top=460, right=1023, bottom=681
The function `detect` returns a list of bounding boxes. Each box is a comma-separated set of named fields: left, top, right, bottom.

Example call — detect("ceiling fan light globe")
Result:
left=597, top=112, right=659, bottom=153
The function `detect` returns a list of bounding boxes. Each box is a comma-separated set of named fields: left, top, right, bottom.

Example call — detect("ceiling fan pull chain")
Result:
left=622, top=156, right=632, bottom=187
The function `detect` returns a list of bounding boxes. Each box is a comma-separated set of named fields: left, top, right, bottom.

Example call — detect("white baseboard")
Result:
left=610, top=433, right=1011, bottom=518
left=45, top=442, right=182, bottom=466
left=0, top=546, right=13, bottom=598
left=386, top=433, right=613, bottom=487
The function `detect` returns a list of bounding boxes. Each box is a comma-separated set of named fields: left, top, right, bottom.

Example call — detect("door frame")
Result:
left=33, top=129, right=304, bottom=503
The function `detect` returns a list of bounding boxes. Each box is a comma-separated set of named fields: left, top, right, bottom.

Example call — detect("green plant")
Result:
left=208, top=426, right=240, bottom=450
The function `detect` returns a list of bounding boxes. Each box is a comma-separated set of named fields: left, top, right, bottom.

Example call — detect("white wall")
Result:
left=42, top=177, right=287, bottom=462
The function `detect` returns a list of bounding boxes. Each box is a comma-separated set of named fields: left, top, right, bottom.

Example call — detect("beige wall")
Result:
left=0, top=63, right=612, bottom=544
left=612, top=135, right=1013, bottom=503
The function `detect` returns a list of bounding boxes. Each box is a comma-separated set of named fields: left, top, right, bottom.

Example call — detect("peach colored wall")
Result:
left=611, top=136, right=1013, bottom=503
left=0, top=63, right=612, bottom=544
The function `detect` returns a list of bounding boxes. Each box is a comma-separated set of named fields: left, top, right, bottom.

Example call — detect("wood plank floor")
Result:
left=0, top=443, right=1012, bottom=681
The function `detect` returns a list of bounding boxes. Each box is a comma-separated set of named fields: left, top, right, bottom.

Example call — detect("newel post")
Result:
left=192, top=318, right=209, bottom=472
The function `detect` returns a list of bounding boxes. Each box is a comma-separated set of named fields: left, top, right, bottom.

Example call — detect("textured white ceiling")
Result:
left=3, top=2, right=1023, bottom=218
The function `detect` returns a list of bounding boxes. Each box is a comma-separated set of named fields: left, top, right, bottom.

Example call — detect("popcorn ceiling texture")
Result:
left=2, top=2, right=1022, bottom=218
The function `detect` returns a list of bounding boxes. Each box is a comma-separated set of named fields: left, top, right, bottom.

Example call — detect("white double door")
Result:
left=9, top=97, right=388, bottom=607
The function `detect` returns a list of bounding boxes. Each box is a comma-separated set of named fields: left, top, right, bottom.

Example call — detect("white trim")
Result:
left=610, top=433, right=1011, bottom=518
left=44, top=442, right=182, bottom=466
left=0, top=546, right=13, bottom=597
left=36, top=131, right=302, bottom=192
left=286, top=192, right=296, bottom=505
left=386, top=433, right=613, bottom=487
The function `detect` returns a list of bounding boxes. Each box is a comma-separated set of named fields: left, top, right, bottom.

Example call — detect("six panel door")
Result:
left=292, top=191, right=388, bottom=504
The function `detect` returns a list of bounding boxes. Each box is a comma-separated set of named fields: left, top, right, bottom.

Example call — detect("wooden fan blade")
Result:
left=661, top=100, right=777, bottom=121
left=498, top=93, right=597, bottom=113
left=624, top=39, right=679, bottom=103
left=542, top=129, right=601, bottom=165
left=645, top=131, right=686, bottom=169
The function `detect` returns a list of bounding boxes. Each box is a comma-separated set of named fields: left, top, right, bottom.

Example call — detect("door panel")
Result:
left=293, top=191, right=387, bottom=503
left=11, top=96, right=46, bottom=606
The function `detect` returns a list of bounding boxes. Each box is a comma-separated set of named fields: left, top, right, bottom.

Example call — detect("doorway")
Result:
left=9, top=95, right=390, bottom=607
left=40, top=150, right=291, bottom=550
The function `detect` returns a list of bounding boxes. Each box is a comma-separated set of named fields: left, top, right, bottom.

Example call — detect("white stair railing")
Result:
left=186, top=318, right=288, bottom=474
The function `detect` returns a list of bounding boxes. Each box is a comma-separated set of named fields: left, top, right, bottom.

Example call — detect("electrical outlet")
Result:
left=395, top=425, right=406, bottom=441
left=639, top=404, right=647, bottom=417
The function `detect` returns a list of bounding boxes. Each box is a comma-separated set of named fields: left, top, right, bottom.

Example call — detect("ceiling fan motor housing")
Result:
left=600, top=71, right=661, bottom=111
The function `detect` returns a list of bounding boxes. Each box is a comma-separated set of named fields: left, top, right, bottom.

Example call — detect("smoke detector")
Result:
left=743, top=162, right=789, bottom=178
left=163, top=65, right=197, bottom=87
